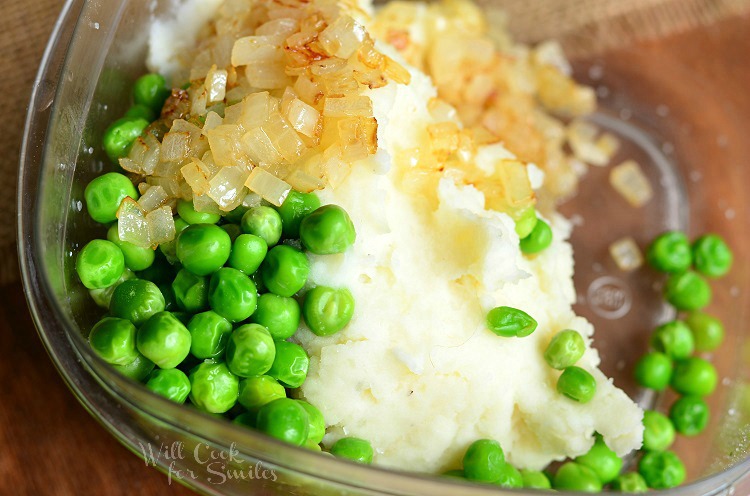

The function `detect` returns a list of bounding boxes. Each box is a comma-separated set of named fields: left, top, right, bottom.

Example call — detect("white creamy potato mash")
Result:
left=149, top=0, right=643, bottom=473
left=297, top=64, right=642, bottom=472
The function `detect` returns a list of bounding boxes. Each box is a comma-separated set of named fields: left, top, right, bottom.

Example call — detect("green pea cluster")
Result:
left=442, top=436, right=636, bottom=492
left=441, top=439, right=530, bottom=488
left=516, top=208, right=554, bottom=255
left=623, top=230, right=733, bottom=489
left=77, top=87, right=371, bottom=455
left=101, top=73, right=170, bottom=164
left=544, top=329, right=597, bottom=404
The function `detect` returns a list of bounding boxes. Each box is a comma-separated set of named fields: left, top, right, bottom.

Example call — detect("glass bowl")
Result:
left=18, top=0, right=750, bottom=494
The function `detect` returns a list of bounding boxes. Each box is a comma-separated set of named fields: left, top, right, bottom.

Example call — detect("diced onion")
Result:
left=239, top=92, right=273, bottom=130
left=181, top=158, right=212, bottom=195
left=207, top=166, right=250, bottom=210
left=245, top=61, right=292, bottom=89
left=241, top=126, right=284, bottom=165
left=256, top=18, right=300, bottom=38
left=609, top=237, right=644, bottom=272
left=231, top=36, right=284, bottom=66
left=285, top=98, right=321, bottom=138
left=193, top=193, right=223, bottom=215
left=137, top=185, right=169, bottom=212
left=245, top=167, right=292, bottom=206
left=609, top=160, right=653, bottom=207
left=205, top=65, right=229, bottom=103
left=206, top=125, right=248, bottom=168
left=146, top=206, right=176, bottom=246
left=323, top=96, right=373, bottom=118
left=318, top=15, right=366, bottom=59
left=117, top=198, right=151, bottom=248
left=263, top=113, right=307, bottom=163
left=203, top=111, right=224, bottom=133
left=160, top=131, right=191, bottom=163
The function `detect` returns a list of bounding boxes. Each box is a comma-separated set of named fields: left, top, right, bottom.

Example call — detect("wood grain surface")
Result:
left=2, top=7, right=749, bottom=496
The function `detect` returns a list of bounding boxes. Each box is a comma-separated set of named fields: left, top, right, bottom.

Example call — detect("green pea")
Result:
left=255, top=398, right=309, bottom=446
left=330, top=437, right=373, bottom=464
left=225, top=324, right=275, bottom=377
left=650, top=321, right=694, bottom=359
left=553, top=462, right=602, bottom=492
left=557, top=366, right=597, bottom=403
left=133, top=73, right=171, bottom=113
left=671, top=357, right=717, bottom=396
left=297, top=400, right=326, bottom=445
left=237, top=375, right=286, bottom=411
left=486, top=306, right=537, bottom=338
left=172, top=268, right=209, bottom=313
left=302, top=286, right=355, bottom=337
left=669, top=396, right=710, bottom=436
left=278, top=190, right=321, bottom=239
left=634, top=352, right=673, bottom=391
left=646, top=231, right=692, bottom=273
left=188, top=360, right=239, bottom=413
left=260, top=245, right=310, bottom=297
left=107, top=223, right=155, bottom=271
left=113, top=352, right=155, bottom=382
left=520, top=470, right=551, bottom=489
left=124, top=103, right=156, bottom=122
left=89, top=268, right=135, bottom=308
left=611, top=472, right=648, bottom=493
left=103, top=117, right=150, bottom=163
left=267, top=340, right=309, bottom=388
left=221, top=223, right=242, bottom=242
left=692, top=234, right=733, bottom=278
left=84, top=172, right=140, bottom=224
left=208, top=267, right=258, bottom=322
left=145, top=368, right=191, bottom=404
left=299, top=204, right=356, bottom=255
left=233, top=411, right=256, bottom=429
left=241, top=206, right=283, bottom=247
left=136, top=312, right=191, bottom=369
left=514, top=207, right=538, bottom=240
left=227, top=234, right=268, bottom=275
left=684, top=311, right=725, bottom=352
left=88, top=317, right=139, bottom=365
left=176, top=199, right=221, bottom=225
left=638, top=450, right=685, bottom=489
left=176, top=224, right=232, bottom=276
left=159, top=217, right=189, bottom=264
left=250, top=294, right=300, bottom=340
left=187, top=311, right=232, bottom=359
left=494, top=464, right=523, bottom=488
left=462, top=439, right=505, bottom=482
left=664, top=271, right=712, bottom=311
left=520, top=218, right=552, bottom=254
left=110, top=279, right=166, bottom=325
left=76, top=239, right=125, bottom=289
left=575, top=434, right=622, bottom=484
left=544, top=329, right=585, bottom=369
left=642, top=410, right=675, bottom=451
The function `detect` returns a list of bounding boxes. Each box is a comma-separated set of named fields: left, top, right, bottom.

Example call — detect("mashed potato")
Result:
left=296, top=61, right=642, bottom=472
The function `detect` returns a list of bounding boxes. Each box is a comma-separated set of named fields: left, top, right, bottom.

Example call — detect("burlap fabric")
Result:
left=2, top=0, right=748, bottom=286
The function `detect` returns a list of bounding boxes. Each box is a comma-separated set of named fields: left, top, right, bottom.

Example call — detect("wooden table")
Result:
left=2, top=5, right=749, bottom=496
